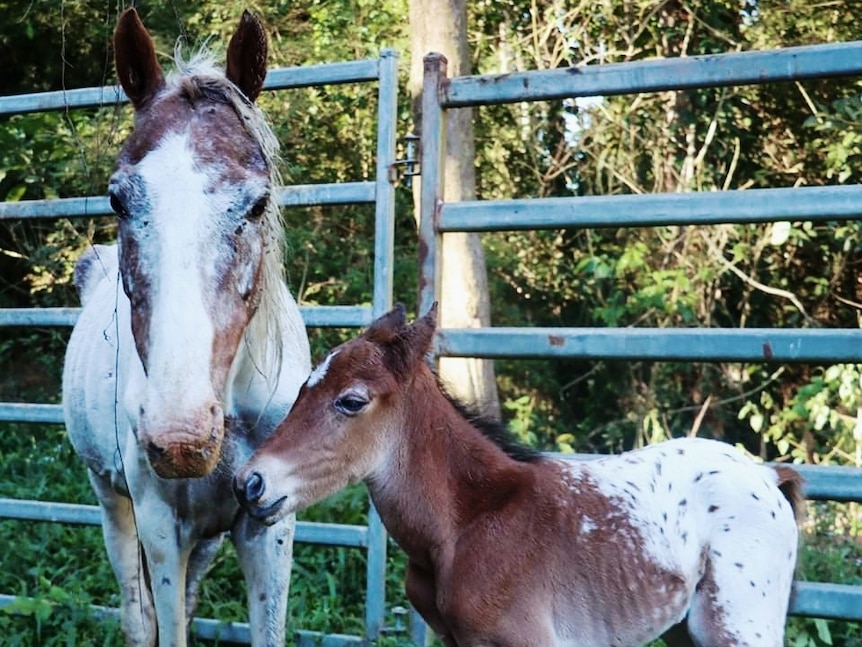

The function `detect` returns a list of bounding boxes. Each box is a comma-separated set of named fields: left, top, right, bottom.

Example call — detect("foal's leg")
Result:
left=405, top=562, right=457, bottom=647
left=232, top=512, right=295, bottom=646
left=89, top=471, right=156, bottom=647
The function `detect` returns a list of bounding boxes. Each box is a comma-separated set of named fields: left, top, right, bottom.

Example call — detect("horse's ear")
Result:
left=226, top=10, right=268, bottom=102
left=114, top=8, right=165, bottom=109
left=365, top=304, right=408, bottom=343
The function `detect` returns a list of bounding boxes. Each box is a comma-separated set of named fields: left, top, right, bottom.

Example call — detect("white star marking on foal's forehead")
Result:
left=307, top=350, right=339, bottom=388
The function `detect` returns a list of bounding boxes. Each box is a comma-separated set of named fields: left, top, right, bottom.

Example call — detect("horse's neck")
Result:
left=368, top=379, right=532, bottom=564
left=226, top=284, right=310, bottom=433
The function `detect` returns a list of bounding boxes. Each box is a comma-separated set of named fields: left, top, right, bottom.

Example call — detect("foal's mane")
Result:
left=437, top=379, right=544, bottom=464
left=165, top=50, right=290, bottom=379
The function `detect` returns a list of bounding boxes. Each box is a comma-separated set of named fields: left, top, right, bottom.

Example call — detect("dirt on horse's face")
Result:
left=110, top=8, right=273, bottom=479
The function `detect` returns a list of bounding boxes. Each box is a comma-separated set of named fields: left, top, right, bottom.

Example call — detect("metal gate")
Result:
left=0, top=52, right=399, bottom=646
left=418, top=43, right=862, bottom=622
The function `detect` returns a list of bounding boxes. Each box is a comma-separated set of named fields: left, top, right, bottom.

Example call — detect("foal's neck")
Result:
left=368, top=370, right=535, bottom=560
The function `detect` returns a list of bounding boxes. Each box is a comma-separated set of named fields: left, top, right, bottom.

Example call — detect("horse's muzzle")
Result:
left=142, top=406, right=225, bottom=478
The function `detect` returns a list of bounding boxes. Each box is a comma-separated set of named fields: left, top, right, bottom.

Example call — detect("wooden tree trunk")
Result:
left=409, top=0, right=500, bottom=417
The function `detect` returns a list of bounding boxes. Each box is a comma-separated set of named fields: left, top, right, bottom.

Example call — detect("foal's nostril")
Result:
left=244, top=471, right=266, bottom=503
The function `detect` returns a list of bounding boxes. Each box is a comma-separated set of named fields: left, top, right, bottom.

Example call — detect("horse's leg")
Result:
left=129, top=485, right=192, bottom=647
left=184, top=535, right=224, bottom=630
left=231, top=512, right=295, bottom=646
left=88, top=471, right=157, bottom=647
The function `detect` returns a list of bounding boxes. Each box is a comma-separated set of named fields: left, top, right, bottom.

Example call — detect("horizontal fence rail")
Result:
left=436, top=328, right=862, bottom=363
left=0, top=55, right=386, bottom=115
left=437, top=185, right=862, bottom=232
left=0, top=305, right=374, bottom=329
left=0, top=182, right=377, bottom=220
left=442, top=41, right=862, bottom=107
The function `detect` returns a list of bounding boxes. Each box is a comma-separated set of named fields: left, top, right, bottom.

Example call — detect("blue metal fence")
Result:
left=0, top=51, right=400, bottom=646
left=418, top=44, right=862, bottom=623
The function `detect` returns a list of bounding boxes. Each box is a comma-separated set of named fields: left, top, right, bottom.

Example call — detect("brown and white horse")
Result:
left=62, top=9, right=310, bottom=647
left=235, top=305, right=803, bottom=647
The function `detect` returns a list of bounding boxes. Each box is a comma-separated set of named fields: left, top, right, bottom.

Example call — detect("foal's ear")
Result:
left=370, top=304, right=436, bottom=376
left=114, top=8, right=165, bottom=109
left=366, top=304, right=408, bottom=343
left=226, top=10, right=269, bottom=102
left=403, top=303, right=438, bottom=360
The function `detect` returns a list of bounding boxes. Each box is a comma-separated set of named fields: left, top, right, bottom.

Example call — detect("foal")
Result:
left=235, top=305, right=803, bottom=647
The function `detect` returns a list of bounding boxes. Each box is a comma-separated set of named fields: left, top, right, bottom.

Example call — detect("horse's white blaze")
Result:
left=307, top=350, right=339, bottom=388
left=129, top=132, right=218, bottom=421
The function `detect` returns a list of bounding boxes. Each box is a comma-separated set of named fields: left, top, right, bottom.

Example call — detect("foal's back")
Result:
left=539, top=438, right=799, bottom=646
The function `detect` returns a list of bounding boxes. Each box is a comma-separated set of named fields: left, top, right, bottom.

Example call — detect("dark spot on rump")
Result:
left=708, top=470, right=719, bottom=475
left=161, top=577, right=171, bottom=586
left=679, top=498, right=687, bottom=506
left=694, top=472, right=703, bottom=482
left=771, top=510, right=776, bottom=519
left=750, top=580, right=756, bottom=587
left=259, top=593, right=267, bottom=601
left=708, top=505, right=719, bottom=513
left=751, top=493, right=760, bottom=501
left=681, top=531, right=688, bottom=543
left=735, top=562, right=744, bottom=569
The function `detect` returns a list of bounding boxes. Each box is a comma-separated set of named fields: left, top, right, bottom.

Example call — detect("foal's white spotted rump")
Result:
left=558, top=439, right=799, bottom=646
left=235, top=305, right=803, bottom=647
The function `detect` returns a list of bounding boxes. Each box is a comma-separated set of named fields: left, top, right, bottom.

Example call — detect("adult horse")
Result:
left=235, top=305, right=803, bottom=647
left=62, top=9, right=310, bottom=647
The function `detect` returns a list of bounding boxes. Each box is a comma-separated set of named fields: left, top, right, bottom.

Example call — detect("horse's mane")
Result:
left=166, top=50, right=289, bottom=385
left=438, top=379, right=544, bottom=464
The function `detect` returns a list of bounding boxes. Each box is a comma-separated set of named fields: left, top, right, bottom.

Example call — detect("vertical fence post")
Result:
left=365, top=48, right=400, bottom=641
left=418, top=53, right=448, bottom=317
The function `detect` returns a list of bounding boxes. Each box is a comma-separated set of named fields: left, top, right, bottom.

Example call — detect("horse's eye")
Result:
left=247, top=197, right=268, bottom=222
left=334, top=394, right=368, bottom=416
left=110, top=193, right=130, bottom=220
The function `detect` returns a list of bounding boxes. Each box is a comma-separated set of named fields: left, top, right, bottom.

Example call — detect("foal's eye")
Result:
left=110, top=194, right=130, bottom=220
left=334, top=394, right=368, bottom=416
left=247, top=197, right=268, bottom=222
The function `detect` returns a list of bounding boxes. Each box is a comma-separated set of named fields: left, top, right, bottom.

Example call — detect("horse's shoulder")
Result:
left=74, top=244, right=118, bottom=306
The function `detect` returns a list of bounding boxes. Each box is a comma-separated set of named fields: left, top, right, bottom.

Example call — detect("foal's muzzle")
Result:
left=233, top=471, right=286, bottom=524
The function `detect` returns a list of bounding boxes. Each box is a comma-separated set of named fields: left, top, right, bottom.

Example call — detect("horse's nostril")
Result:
left=147, top=441, right=166, bottom=457
left=244, top=471, right=265, bottom=503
